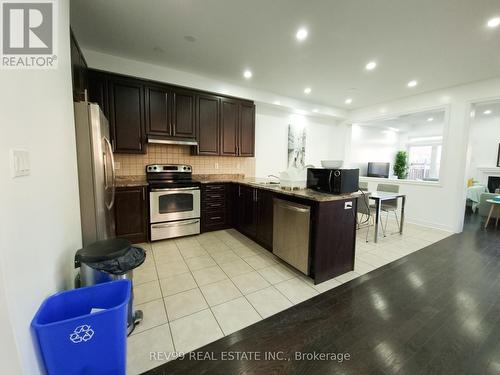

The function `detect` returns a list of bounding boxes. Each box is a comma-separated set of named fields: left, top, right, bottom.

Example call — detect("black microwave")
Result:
left=307, top=168, right=359, bottom=194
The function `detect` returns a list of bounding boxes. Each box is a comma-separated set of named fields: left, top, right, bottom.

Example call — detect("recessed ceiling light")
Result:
left=345, top=98, right=353, bottom=105
left=243, top=70, right=252, bottom=79
left=273, top=101, right=281, bottom=105
left=427, top=117, right=434, bottom=122
left=304, top=87, right=312, bottom=94
left=296, top=28, right=308, bottom=41
left=483, top=109, right=492, bottom=115
left=388, top=127, right=400, bottom=132
left=312, top=109, right=319, bottom=113
left=487, top=17, right=500, bottom=28
left=407, top=80, right=418, bottom=88
left=365, top=61, right=377, bottom=71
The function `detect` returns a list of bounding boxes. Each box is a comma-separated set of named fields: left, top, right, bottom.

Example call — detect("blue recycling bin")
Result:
left=31, top=279, right=131, bottom=375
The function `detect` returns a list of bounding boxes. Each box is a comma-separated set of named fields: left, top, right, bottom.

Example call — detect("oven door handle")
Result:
left=151, top=219, right=200, bottom=229
left=151, top=187, right=199, bottom=192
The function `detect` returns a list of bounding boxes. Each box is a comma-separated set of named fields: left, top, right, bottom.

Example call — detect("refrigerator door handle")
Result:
left=104, top=136, right=116, bottom=210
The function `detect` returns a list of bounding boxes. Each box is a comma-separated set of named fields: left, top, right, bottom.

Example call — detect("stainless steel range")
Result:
left=147, top=164, right=201, bottom=241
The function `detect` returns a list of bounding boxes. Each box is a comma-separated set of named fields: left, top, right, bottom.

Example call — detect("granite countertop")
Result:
left=115, top=176, right=148, bottom=187
left=115, top=174, right=360, bottom=202
left=194, top=175, right=361, bottom=202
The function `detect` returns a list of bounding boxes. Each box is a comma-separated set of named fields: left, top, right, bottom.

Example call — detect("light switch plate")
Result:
left=10, top=149, right=30, bottom=177
left=344, top=201, right=353, bottom=210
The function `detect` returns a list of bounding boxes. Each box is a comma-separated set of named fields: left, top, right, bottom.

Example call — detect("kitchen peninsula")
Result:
left=116, top=174, right=360, bottom=284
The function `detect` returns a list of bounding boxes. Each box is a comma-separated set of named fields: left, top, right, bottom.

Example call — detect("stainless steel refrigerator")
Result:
left=74, top=102, right=116, bottom=246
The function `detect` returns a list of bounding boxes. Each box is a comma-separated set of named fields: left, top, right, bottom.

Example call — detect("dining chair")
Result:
left=356, top=191, right=375, bottom=242
left=376, top=183, right=400, bottom=235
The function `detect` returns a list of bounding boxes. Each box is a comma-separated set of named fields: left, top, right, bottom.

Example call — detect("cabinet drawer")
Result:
left=203, top=212, right=226, bottom=226
left=203, top=192, right=225, bottom=201
left=204, top=184, right=226, bottom=192
left=203, top=201, right=225, bottom=211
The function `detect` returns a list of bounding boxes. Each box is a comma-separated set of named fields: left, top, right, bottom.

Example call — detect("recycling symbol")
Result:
left=69, top=324, right=94, bottom=343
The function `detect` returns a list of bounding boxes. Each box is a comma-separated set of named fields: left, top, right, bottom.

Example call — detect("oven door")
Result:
left=150, top=187, right=200, bottom=223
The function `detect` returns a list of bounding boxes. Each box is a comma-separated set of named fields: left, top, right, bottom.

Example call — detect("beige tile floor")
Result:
left=127, top=221, right=452, bottom=374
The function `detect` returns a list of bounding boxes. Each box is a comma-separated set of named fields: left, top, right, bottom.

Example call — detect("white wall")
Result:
left=349, top=78, right=500, bottom=232
left=255, top=106, right=346, bottom=177
left=0, top=1, right=82, bottom=373
left=349, top=126, right=399, bottom=176
left=468, top=114, right=500, bottom=182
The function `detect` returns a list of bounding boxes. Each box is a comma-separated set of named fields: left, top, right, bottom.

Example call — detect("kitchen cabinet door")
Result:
left=240, top=185, right=257, bottom=237
left=196, top=94, right=220, bottom=155
left=172, top=89, right=196, bottom=138
left=239, top=102, right=255, bottom=157
left=70, top=29, right=88, bottom=102
left=146, top=85, right=171, bottom=136
left=114, top=186, right=148, bottom=243
left=108, top=78, right=146, bottom=153
left=256, top=189, right=274, bottom=249
left=88, top=70, right=109, bottom=118
left=220, top=98, right=239, bottom=156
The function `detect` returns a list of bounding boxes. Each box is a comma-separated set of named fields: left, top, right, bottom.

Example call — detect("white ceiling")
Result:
left=71, top=0, right=500, bottom=109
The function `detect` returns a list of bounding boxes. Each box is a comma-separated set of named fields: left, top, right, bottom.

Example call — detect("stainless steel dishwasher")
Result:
left=273, top=198, right=311, bottom=275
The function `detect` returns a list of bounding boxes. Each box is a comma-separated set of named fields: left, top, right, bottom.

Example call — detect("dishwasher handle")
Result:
left=274, top=201, right=310, bottom=213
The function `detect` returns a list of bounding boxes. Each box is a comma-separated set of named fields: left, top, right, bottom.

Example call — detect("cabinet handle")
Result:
left=211, top=216, right=222, bottom=220
left=142, top=188, right=145, bottom=201
left=238, top=185, right=241, bottom=197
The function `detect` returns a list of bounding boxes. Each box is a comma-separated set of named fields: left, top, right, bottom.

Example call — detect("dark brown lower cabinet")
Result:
left=312, top=198, right=357, bottom=283
left=232, top=184, right=273, bottom=250
left=255, top=189, right=273, bottom=249
left=114, top=186, right=148, bottom=243
left=201, top=183, right=231, bottom=232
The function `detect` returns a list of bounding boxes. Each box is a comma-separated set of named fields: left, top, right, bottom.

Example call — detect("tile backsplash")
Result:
left=114, top=144, right=255, bottom=177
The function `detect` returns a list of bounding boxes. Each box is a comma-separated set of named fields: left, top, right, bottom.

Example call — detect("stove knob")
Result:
left=183, top=166, right=187, bottom=170
left=153, top=166, right=158, bottom=171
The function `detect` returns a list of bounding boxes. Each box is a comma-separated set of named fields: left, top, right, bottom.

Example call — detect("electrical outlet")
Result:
left=10, top=149, right=30, bottom=178
left=215, top=162, right=219, bottom=169
left=344, top=201, right=353, bottom=210
left=114, top=161, right=121, bottom=170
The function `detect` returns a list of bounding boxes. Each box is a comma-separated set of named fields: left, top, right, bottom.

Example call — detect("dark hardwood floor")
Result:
left=145, top=213, right=500, bottom=375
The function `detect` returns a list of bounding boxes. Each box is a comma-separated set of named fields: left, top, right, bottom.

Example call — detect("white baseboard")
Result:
left=405, top=217, right=457, bottom=233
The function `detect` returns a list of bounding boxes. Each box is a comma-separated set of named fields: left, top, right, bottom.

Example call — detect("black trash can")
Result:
left=75, top=238, right=146, bottom=334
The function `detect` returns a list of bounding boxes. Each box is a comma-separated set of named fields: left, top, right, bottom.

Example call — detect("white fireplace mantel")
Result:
left=477, top=166, right=500, bottom=185
left=477, top=166, right=500, bottom=175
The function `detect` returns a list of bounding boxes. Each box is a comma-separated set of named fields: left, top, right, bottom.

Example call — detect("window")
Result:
left=408, top=144, right=442, bottom=181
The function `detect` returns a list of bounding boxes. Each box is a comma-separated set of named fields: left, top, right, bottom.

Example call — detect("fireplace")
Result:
left=488, top=176, right=500, bottom=193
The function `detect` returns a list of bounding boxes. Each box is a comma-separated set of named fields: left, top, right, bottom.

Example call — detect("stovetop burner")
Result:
left=146, top=164, right=199, bottom=189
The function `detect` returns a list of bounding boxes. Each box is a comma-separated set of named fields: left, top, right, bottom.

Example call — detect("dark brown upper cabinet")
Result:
left=239, top=102, right=255, bottom=157
left=171, top=89, right=196, bottom=138
left=220, top=98, right=239, bottom=156
left=146, top=85, right=170, bottom=136
left=87, top=70, right=109, bottom=117
left=70, top=29, right=88, bottom=102
left=196, top=94, right=220, bottom=155
left=108, top=77, right=146, bottom=154
left=86, top=67, right=254, bottom=155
